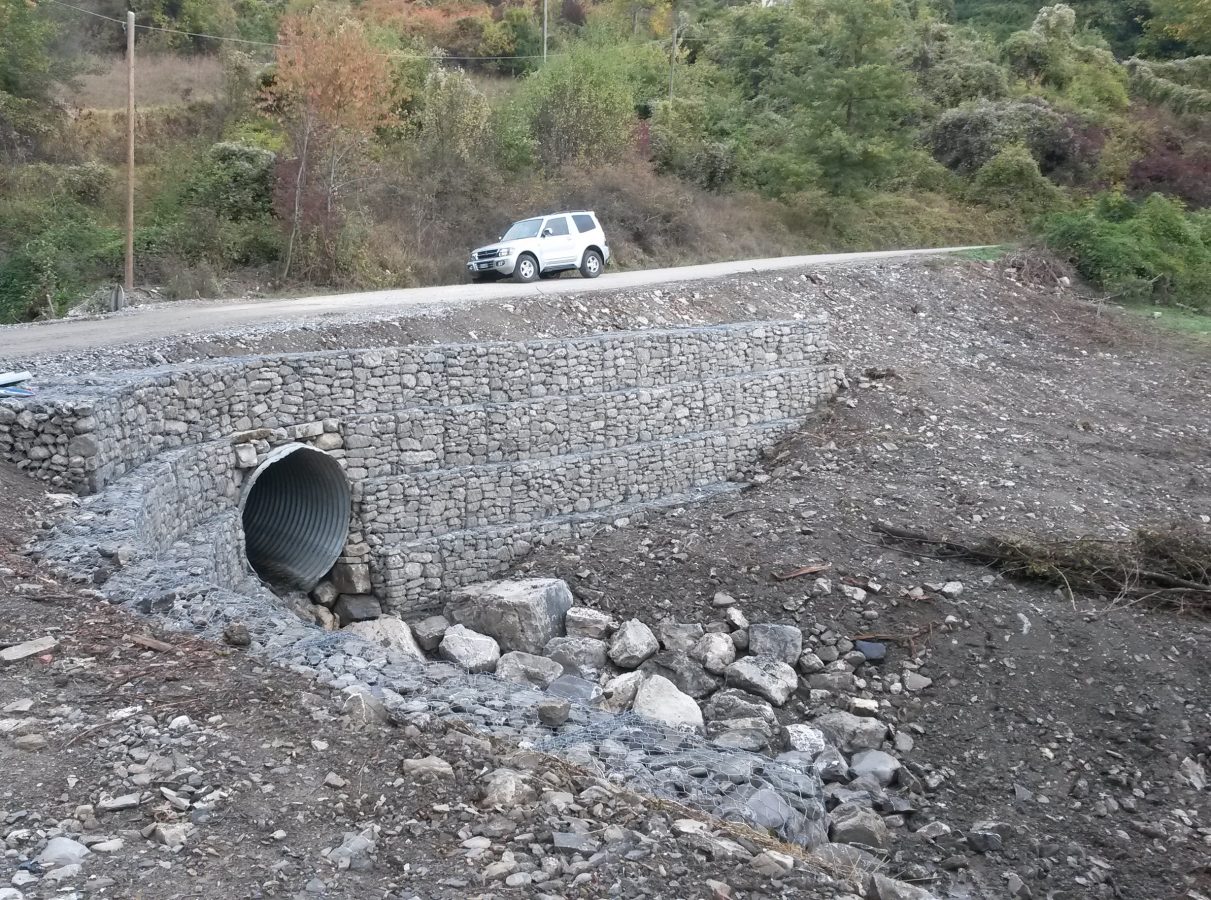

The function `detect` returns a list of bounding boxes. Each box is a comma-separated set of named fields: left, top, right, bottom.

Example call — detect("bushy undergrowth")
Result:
left=1044, top=192, right=1211, bottom=308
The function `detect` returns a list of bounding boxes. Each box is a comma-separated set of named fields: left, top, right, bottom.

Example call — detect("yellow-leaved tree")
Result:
left=1153, top=0, right=1211, bottom=51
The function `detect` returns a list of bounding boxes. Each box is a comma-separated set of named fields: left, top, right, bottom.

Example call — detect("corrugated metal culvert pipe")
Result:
left=239, top=443, right=351, bottom=591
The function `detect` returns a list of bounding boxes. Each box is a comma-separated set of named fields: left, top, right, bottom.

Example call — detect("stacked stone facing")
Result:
left=2, top=320, right=842, bottom=612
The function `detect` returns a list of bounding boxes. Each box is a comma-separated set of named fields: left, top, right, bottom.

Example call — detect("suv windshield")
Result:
left=501, top=218, right=542, bottom=241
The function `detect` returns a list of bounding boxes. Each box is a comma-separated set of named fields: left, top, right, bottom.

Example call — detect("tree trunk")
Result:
left=282, top=114, right=312, bottom=280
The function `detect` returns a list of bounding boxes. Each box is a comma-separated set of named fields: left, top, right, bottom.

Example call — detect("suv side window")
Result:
left=545, top=216, right=570, bottom=236
left=572, top=214, right=596, bottom=234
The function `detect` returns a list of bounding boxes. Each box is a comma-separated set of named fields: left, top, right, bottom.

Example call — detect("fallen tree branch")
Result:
left=872, top=520, right=1211, bottom=614
left=773, top=563, right=831, bottom=582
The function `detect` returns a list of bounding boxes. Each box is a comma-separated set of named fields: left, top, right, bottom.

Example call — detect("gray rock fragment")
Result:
left=333, top=594, right=381, bottom=625
left=785, top=724, right=829, bottom=757
left=609, top=619, right=659, bottom=669
left=868, top=873, right=941, bottom=900
left=37, top=837, right=91, bottom=868
left=496, top=651, right=563, bottom=689
left=410, top=615, right=450, bottom=651
left=438, top=625, right=500, bottom=673
left=342, top=616, right=423, bottom=659
left=748, top=624, right=803, bottom=664
left=537, top=697, right=571, bottom=727
left=851, top=749, right=901, bottom=786
left=724, top=657, right=798, bottom=706
left=830, top=802, right=890, bottom=850
left=640, top=651, right=722, bottom=699
left=813, top=711, right=888, bottom=752
left=543, top=636, right=609, bottom=678
left=657, top=622, right=705, bottom=653
left=690, top=632, right=737, bottom=674
left=546, top=674, right=603, bottom=704
left=564, top=607, right=614, bottom=640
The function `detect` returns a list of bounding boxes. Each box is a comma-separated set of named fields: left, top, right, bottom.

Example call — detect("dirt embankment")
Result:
left=516, top=259, right=1211, bottom=899
left=1, top=258, right=1208, bottom=900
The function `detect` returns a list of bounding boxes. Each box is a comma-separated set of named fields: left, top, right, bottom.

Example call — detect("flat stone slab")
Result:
left=1, top=636, right=58, bottom=663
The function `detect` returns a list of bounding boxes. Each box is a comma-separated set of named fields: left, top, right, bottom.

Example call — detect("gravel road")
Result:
left=0, top=247, right=988, bottom=359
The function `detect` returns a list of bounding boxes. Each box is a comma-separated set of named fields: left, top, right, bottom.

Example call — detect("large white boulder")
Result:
left=632, top=675, right=704, bottom=732
left=445, top=578, right=573, bottom=655
left=438, top=625, right=500, bottom=673
left=609, top=619, right=659, bottom=669
left=342, top=616, right=424, bottom=660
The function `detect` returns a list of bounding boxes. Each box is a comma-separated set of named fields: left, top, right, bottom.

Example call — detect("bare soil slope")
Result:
left=0, top=464, right=847, bottom=900
left=2, top=258, right=1208, bottom=899
left=516, top=261, right=1211, bottom=899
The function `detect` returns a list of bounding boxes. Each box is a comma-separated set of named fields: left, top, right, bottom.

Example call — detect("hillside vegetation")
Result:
left=2, top=0, right=1211, bottom=323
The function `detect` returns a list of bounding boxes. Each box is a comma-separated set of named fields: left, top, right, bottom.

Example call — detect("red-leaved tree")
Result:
left=270, top=10, right=397, bottom=279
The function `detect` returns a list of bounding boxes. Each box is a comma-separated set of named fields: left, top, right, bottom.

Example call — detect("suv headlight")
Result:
left=497, top=247, right=513, bottom=257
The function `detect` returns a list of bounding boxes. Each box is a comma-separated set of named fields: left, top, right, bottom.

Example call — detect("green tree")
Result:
left=1, top=0, right=63, bottom=101
left=1003, top=5, right=1128, bottom=113
left=0, top=0, right=77, bottom=158
left=416, top=68, right=491, bottom=167
left=707, top=5, right=807, bottom=101
left=734, top=0, right=917, bottom=195
left=901, top=20, right=1010, bottom=109
left=956, top=0, right=1152, bottom=57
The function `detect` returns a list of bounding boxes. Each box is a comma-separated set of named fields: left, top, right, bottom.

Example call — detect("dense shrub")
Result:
left=186, top=142, right=275, bottom=220
left=1066, top=60, right=1131, bottom=113
left=919, top=58, right=1011, bottom=108
left=1044, top=192, right=1211, bottom=307
left=970, top=143, right=1065, bottom=211
left=649, top=98, right=737, bottom=191
left=515, top=48, right=637, bottom=168
left=0, top=218, right=123, bottom=323
left=927, top=98, right=1087, bottom=176
left=416, top=69, right=491, bottom=166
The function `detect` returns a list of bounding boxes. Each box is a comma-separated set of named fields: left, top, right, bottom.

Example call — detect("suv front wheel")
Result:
left=580, top=250, right=603, bottom=279
left=514, top=253, right=539, bottom=283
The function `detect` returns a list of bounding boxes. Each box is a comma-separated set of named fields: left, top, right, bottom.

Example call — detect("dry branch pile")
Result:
left=873, top=521, right=1211, bottom=613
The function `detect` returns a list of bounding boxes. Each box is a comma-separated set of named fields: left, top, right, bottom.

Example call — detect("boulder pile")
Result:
left=326, top=576, right=941, bottom=889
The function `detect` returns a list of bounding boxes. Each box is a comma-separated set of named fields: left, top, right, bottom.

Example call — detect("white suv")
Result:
left=467, top=211, right=610, bottom=283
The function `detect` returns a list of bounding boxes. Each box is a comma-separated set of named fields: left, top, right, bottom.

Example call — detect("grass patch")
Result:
left=61, top=54, right=227, bottom=110
left=957, top=244, right=1015, bottom=261
left=1123, top=303, right=1211, bottom=341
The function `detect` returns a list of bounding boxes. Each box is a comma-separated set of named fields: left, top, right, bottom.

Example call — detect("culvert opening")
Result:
left=240, top=443, right=351, bottom=591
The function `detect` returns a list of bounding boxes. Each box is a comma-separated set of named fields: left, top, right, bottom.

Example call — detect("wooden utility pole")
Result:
left=124, top=10, right=135, bottom=293
left=542, top=0, right=548, bottom=61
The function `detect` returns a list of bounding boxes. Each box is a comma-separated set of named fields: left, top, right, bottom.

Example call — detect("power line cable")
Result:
left=37, top=0, right=642, bottom=60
